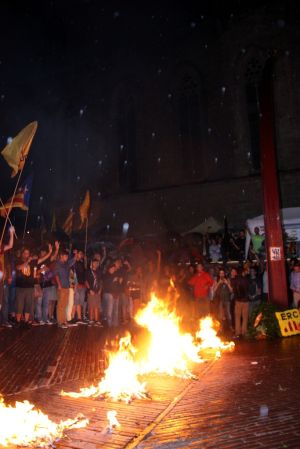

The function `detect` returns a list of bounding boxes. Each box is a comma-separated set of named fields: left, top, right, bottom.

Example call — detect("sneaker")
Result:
left=31, top=321, right=41, bottom=327
left=76, top=320, right=85, bottom=325
left=67, top=321, right=78, bottom=327
left=95, top=321, right=104, bottom=327
left=39, top=321, right=46, bottom=325
left=45, top=320, right=53, bottom=325
left=68, top=318, right=77, bottom=324
left=58, top=324, right=68, bottom=329
left=2, top=322, right=13, bottom=328
left=88, top=320, right=95, bottom=325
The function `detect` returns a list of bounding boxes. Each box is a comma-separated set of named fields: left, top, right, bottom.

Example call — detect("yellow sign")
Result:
left=275, top=308, right=300, bottom=337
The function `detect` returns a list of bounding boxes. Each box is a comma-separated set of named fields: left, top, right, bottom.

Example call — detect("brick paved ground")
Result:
left=0, top=325, right=299, bottom=449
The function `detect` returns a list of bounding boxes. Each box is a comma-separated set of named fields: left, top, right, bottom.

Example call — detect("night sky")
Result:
left=0, top=0, right=297, bottom=234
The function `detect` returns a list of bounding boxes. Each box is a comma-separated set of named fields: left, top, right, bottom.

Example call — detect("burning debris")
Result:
left=0, top=395, right=88, bottom=448
left=61, top=333, right=148, bottom=403
left=61, top=294, right=234, bottom=403
left=106, top=410, right=120, bottom=433
left=135, top=295, right=203, bottom=378
left=196, top=316, right=235, bottom=354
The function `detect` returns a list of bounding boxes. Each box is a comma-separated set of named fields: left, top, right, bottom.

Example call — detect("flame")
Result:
left=62, top=296, right=234, bottom=403
left=107, top=410, right=120, bottom=431
left=61, top=333, right=148, bottom=403
left=196, top=316, right=235, bottom=354
left=0, top=395, right=88, bottom=448
left=135, top=295, right=203, bottom=378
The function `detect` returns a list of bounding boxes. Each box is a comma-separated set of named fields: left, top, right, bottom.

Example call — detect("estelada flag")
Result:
left=79, top=190, right=90, bottom=228
left=1, top=121, right=38, bottom=177
left=0, top=174, right=33, bottom=216
left=62, top=210, right=74, bottom=236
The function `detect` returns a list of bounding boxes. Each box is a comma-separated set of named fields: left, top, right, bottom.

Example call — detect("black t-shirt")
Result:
left=86, top=268, right=102, bottom=294
left=16, top=259, right=38, bottom=288
left=233, top=276, right=250, bottom=301
left=115, top=266, right=129, bottom=293
left=235, top=237, right=246, bottom=254
left=74, top=260, right=86, bottom=285
left=102, top=272, right=122, bottom=295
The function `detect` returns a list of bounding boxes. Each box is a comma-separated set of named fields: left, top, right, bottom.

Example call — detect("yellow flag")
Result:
left=62, top=211, right=74, bottom=236
left=79, top=190, right=90, bottom=227
left=1, top=121, right=38, bottom=177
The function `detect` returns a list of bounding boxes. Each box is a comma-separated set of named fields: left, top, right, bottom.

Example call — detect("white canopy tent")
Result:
left=245, top=207, right=300, bottom=256
left=183, top=216, right=223, bottom=235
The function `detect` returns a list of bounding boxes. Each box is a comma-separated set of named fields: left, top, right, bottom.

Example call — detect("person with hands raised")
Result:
left=15, top=244, right=53, bottom=327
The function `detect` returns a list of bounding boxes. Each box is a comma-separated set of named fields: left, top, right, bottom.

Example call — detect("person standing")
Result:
left=248, top=267, right=261, bottom=316
left=102, top=263, right=122, bottom=327
left=39, top=241, right=60, bottom=324
left=290, top=263, right=300, bottom=308
left=230, top=230, right=246, bottom=262
left=54, top=249, right=75, bottom=328
left=233, top=268, right=250, bottom=338
left=250, top=227, right=265, bottom=257
left=72, top=250, right=87, bottom=323
left=213, top=269, right=233, bottom=330
left=15, top=244, right=52, bottom=327
left=188, top=263, right=214, bottom=318
left=209, top=238, right=222, bottom=263
left=86, top=258, right=102, bottom=325
left=0, top=226, right=15, bottom=327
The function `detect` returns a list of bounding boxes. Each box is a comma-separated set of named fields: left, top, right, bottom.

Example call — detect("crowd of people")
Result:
left=0, top=225, right=299, bottom=339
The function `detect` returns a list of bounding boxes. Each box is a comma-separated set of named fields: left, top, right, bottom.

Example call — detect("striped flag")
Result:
left=0, top=174, right=33, bottom=217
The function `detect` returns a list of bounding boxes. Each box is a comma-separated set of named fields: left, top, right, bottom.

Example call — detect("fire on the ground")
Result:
left=61, top=294, right=235, bottom=403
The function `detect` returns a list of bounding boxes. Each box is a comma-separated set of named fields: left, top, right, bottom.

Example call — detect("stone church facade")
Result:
left=49, top=4, right=300, bottom=237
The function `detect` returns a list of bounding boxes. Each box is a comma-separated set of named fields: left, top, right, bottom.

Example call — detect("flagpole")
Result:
left=0, top=167, right=24, bottom=247
left=0, top=197, right=18, bottom=239
left=22, top=208, right=29, bottom=239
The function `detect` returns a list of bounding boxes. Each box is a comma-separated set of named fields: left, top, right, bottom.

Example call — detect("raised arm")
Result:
left=37, top=243, right=53, bottom=265
left=50, top=241, right=60, bottom=262
left=3, top=226, right=15, bottom=252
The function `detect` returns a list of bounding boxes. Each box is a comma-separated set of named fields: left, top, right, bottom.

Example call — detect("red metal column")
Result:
left=259, top=60, right=288, bottom=309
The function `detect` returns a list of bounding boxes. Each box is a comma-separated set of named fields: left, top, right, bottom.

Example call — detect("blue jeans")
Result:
left=35, top=295, right=43, bottom=322
left=120, top=292, right=133, bottom=322
left=8, top=286, right=16, bottom=314
left=103, top=292, right=119, bottom=327
left=42, top=287, right=50, bottom=321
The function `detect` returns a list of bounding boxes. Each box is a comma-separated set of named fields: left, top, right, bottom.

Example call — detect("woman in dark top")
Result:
left=86, top=259, right=102, bottom=325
